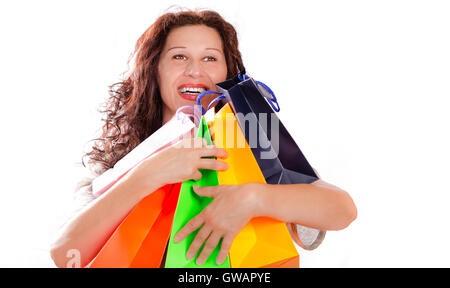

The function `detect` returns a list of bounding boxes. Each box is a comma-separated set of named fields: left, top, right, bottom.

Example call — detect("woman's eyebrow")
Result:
left=167, top=46, right=223, bottom=53
left=206, top=48, right=223, bottom=54
left=167, top=46, right=186, bottom=51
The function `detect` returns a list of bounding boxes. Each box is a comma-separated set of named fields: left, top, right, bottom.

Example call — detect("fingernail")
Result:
left=193, top=185, right=199, bottom=190
left=196, top=258, right=204, bottom=265
left=186, top=253, right=193, bottom=260
left=174, top=235, right=181, bottom=243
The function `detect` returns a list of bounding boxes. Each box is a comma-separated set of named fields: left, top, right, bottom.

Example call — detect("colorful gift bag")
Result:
left=215, top=71, right=318, bottom=185
left=92, top=112, right=194, bottom=198
left=90, top=112, right=194, bottom=268
left=164, top=117, right=231, bottom=268
left=208, top=72, right=326, bottom=253
left=90, top=183, right=181, bottom=268
left=208, top=103, right=299, bottom=268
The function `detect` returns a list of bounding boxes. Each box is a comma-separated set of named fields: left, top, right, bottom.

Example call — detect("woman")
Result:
left=50, top=8, right=357, bottom=268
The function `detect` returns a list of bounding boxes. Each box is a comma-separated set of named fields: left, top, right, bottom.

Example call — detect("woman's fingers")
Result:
left=196, top=231, right=223, bottom=265
left=198, top=159, right=229, bottom=171
left=186, top=225, right=212, bottom=261
left=198, top=146, right=228, bottom=159
left=216, top=235, right=233, bottom=265
left=174, top=215, right=204, bottom=244
left=191, top=170, right=203, bottom=181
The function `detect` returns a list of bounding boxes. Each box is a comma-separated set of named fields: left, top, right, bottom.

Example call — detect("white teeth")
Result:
left=178, top=87, right=207, bottom=94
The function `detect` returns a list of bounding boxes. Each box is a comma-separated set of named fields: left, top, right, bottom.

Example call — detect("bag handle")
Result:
left=192, top=73, right=281, bottom=116
left=238, top=73, right=280, bottom=112
left=195, top=91, right=222, bottom=114
left=175, top=105, right=201, bottom=124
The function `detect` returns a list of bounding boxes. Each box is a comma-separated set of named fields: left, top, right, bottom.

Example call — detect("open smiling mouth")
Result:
left=177, top=87, right=208, bottom=101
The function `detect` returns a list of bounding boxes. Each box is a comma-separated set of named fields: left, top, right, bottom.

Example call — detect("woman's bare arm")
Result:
left=173, top=179, right=357, bottom=265
left=49, top=175, right=160, bottom=268
left=257, top=179, right=357, bottom=231
left=50, top=138, right=229, bottom=268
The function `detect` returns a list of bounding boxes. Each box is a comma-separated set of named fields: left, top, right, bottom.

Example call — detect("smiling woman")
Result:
left=49, top=7, right=356, bottom=268
left=157, top=25, right=228, bottom=124
left=49, top=8, right=246, bottom=268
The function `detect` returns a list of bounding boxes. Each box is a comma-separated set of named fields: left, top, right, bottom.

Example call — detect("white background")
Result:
left=1, top=0, right=449, bottom=267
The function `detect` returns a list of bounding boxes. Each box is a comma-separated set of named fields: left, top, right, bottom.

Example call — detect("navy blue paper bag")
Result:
left=215, top=71, right=318, bottom=185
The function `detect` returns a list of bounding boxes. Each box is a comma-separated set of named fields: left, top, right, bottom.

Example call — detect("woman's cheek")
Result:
left=206, top=64, right=227, bottom=82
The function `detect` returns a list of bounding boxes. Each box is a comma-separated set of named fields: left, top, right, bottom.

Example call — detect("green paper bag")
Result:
left=164, top=117, right=231, bottom=268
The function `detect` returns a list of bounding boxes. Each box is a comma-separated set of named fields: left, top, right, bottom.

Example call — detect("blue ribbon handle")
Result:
left=195, top=91, right=223, bottom=115
left=239, top=73, right=280, bottom=112
left=195, top=73, right=281, bottom=115
left=207, top=95, right=227, bottom=111
left=255, top=80, right=280, bottom=112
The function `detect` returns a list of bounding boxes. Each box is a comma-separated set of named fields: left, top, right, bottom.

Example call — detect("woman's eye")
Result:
left=173, top=55, right=186, bottom=60
left=172, top=55, right=216, bottom=61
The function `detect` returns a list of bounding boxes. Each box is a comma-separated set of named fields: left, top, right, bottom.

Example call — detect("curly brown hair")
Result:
left=82, top=8, right=245, bottom=173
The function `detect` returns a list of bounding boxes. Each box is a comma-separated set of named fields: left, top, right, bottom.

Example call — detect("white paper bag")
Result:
left=92, top=112, right=195, bottom=197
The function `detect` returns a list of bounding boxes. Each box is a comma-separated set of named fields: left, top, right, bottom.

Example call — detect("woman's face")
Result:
left=158, top=24, right=228, bottom=122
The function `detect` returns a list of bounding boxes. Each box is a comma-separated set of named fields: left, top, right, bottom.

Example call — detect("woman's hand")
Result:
left=124, top=137, right=230, bottom=198
left=173, top=183, right=262, bottom=265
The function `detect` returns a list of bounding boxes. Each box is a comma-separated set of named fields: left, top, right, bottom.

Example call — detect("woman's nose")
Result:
left=184, top=60, right=203, bottom=78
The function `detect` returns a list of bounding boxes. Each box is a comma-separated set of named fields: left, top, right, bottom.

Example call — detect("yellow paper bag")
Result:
left=209, top=104, right=299, bottom=268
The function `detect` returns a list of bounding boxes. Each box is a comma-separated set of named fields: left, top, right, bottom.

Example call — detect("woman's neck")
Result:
left=162, top=104, right=174, bottom=125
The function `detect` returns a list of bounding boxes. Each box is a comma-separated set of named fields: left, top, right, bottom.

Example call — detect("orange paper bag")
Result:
left=90, top=183, right=181, bottom=268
